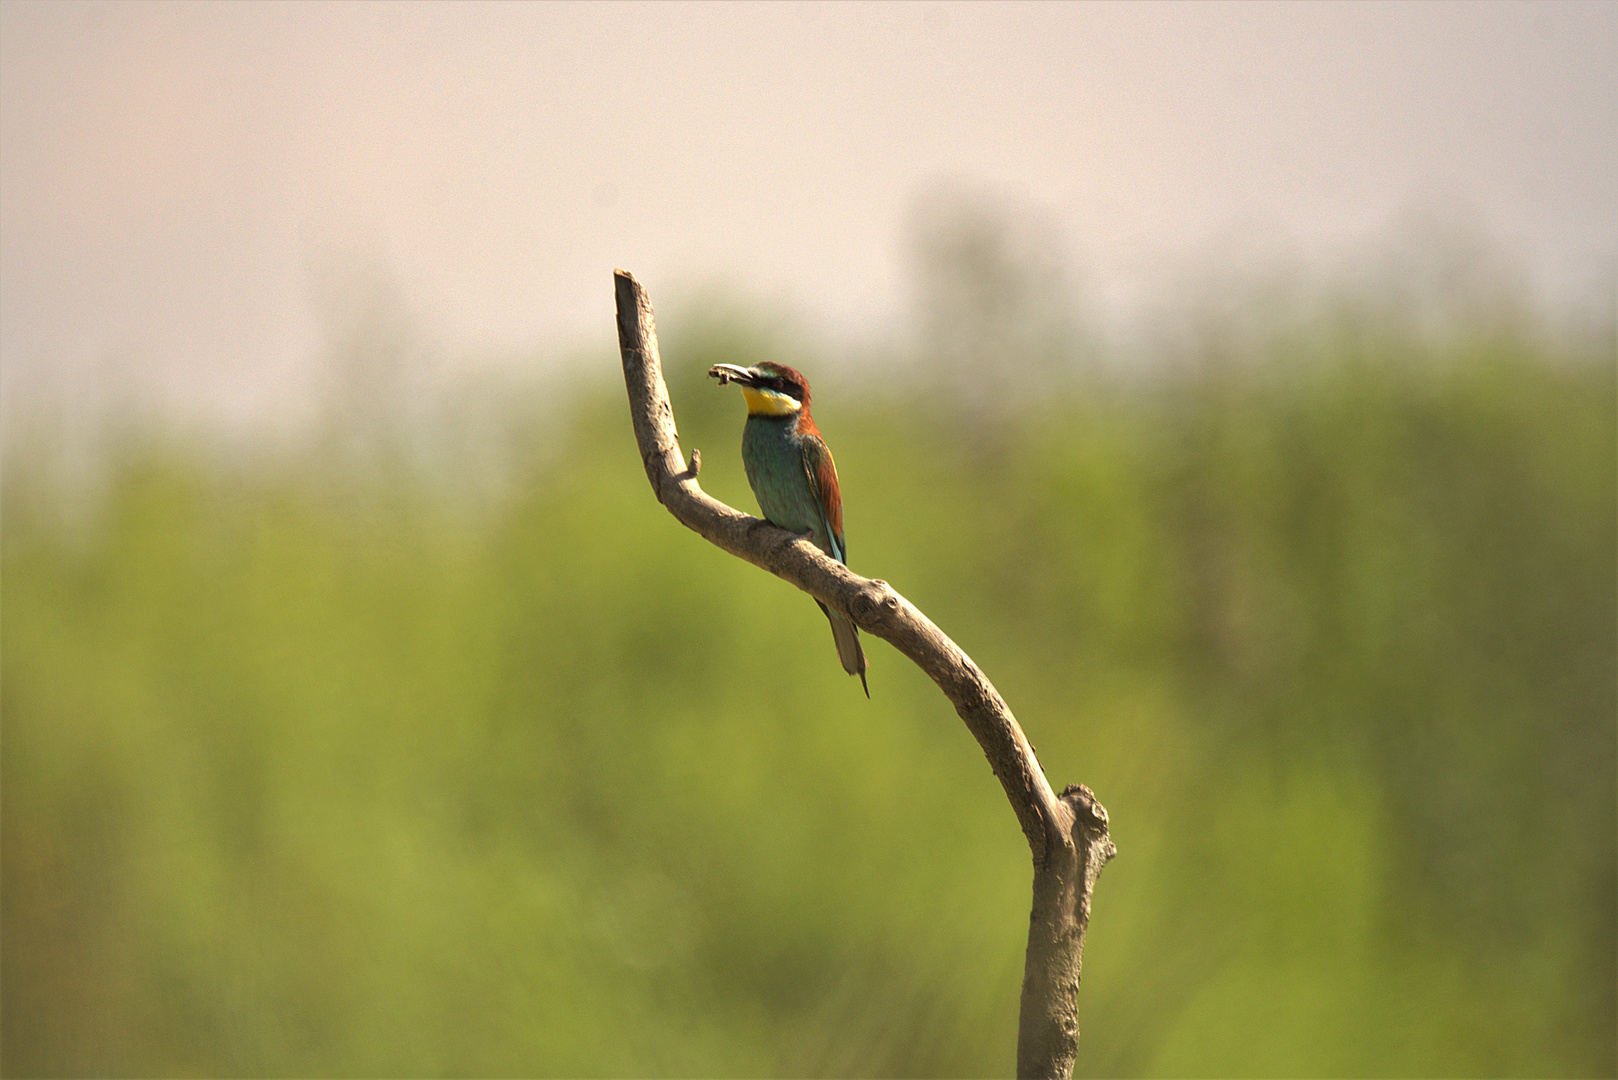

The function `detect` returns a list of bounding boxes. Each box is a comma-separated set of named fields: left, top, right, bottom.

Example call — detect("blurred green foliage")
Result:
left=3, top=310, right=1613, bottom=1077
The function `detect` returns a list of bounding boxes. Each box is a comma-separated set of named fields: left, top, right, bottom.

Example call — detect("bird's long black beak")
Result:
left=708, top=363, right=757, bottom=387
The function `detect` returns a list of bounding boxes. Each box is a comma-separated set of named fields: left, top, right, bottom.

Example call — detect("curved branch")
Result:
left=613, top=269, right=1113, bottom=1077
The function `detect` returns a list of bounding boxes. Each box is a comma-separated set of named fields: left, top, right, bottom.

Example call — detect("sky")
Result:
left=2, top=0, right=1615, bottom=436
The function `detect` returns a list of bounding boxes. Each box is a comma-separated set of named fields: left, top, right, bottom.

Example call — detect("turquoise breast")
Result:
left=741, top=415, right=838, bottom=561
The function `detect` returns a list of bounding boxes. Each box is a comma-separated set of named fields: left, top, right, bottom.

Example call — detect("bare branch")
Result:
left=1018, top=784, right=1118, bottom=1078
left=613, top=269, right=1113, bottom=1077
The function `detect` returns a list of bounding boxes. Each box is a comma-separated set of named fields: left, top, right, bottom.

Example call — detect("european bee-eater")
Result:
left=709, top=361, right=869, bottom=696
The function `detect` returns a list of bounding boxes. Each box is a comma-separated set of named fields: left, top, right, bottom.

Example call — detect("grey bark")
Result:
left=613, top=269, right=1115, bottom=1078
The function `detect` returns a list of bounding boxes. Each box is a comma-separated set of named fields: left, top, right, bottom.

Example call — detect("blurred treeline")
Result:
left=3, top=250, right=1615, bottom=1076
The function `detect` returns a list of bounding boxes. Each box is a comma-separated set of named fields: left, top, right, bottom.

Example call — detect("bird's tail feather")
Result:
left=818, top=600, right=869, bottom=697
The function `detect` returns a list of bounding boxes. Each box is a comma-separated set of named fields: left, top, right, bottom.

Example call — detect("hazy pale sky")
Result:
left=2, top=1, right=1614, bottom=430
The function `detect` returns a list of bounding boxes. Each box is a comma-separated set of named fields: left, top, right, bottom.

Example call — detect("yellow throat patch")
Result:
left=740, top=385, right=802, bottom=416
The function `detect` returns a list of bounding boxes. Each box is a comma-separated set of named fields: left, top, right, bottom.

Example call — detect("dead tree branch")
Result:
left=613, top=269, right=1114, bottom=1079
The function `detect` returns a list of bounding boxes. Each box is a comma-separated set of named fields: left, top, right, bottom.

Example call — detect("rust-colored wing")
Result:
left=800, top=432, right=846, bottom=565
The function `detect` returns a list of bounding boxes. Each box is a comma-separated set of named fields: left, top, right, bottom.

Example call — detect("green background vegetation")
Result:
left=3, top=278, right=1614, bottom=1076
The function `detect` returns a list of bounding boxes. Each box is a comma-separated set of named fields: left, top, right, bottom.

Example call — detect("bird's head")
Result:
left=708, top=361, right=810, bottom=417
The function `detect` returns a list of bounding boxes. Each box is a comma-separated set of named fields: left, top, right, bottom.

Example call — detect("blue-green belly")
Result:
left=741, top=416, right=838, bottom=562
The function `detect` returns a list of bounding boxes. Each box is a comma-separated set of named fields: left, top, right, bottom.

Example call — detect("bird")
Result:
left=708, top=361, right=869, bottom=696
